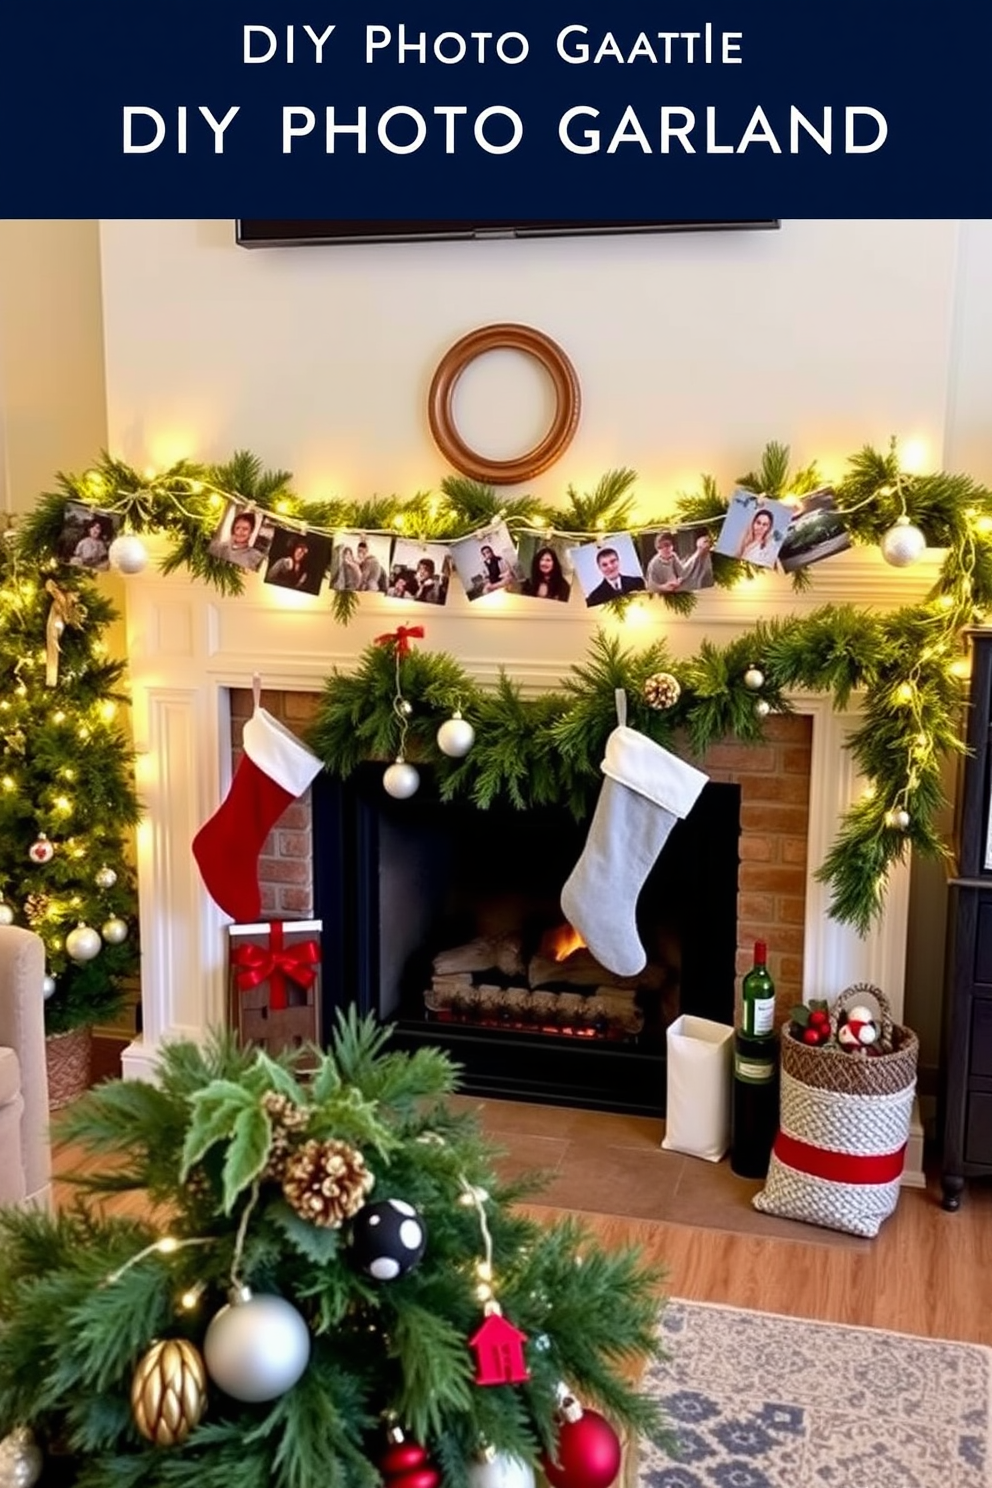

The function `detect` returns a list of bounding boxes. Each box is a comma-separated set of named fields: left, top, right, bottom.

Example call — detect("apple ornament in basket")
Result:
left=789, top=999, right=831, bottom=1046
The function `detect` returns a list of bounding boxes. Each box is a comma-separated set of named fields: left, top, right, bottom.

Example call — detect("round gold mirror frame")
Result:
left=427, top=323, right=581, bottom=485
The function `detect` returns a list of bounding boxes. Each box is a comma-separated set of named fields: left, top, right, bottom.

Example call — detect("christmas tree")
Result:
left=0, top=534, right=140, bottom=1033
left=0, top=1014, right=668, bottom=1487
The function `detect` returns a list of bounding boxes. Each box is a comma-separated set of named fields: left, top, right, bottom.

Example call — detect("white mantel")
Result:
left=120, top=542, right=941, bottom=1083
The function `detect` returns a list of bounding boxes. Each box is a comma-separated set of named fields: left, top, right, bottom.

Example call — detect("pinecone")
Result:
left=281, top=1138, right=375, bottom=1227
left=262, top=1090, right=312, bottom=1179
left=643, top=671, right=681, bottom=710
left=23, top=892, right=50, bottom=922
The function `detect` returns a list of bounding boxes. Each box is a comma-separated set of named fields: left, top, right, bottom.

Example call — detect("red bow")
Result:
left=232, top=922, right=320, bottom=1011
left=374, top=625, right=424, bottom=657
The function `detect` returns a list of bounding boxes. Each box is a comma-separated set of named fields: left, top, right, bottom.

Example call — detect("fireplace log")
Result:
left=528, top=950, right=666, bottom=992
left=432, top=936, right=526, bottom=978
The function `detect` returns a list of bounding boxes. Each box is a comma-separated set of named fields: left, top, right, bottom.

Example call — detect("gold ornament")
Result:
left=642, top=672, right=681, bottom=710
left=131, top=1337, right=207, bottom=1447
left=282, top=1137, right=375, bottom=1227
left=261, top=1089, right=312, bottom=1178
left=0, top=1426, right=43, bottom=1488
left=43, top=579, right=86, bottom=688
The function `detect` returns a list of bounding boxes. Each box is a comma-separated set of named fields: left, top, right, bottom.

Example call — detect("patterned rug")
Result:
left=638, top=1298, right=991, bottom=1487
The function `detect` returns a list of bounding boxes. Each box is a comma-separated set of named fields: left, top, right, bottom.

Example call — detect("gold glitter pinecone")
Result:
left=131, top=1338, right=207, bottom=1447
left=643, top=671, right=681, bottom=710
left=281, top=1138, right=375, bottom=1228
left=262, top=1089, right=312, bottom=1178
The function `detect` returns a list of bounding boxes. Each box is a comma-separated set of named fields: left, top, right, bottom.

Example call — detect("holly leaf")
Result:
left=266, top=1199, right=342, bottom=1264
left=246, top=1051, right=305, bottom=1103
left=789, top=1004, right=811, bottom=1028
left=222, top=1104, right=273, bottom=1213
left=181, top=1080, right=256, bottom=1178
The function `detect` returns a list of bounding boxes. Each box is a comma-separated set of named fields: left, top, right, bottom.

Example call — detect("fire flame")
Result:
left=544, top=922, right=587, bottom=962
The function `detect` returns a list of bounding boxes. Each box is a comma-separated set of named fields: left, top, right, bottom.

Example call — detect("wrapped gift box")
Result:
left=228, top=919, right=322, bottom=1057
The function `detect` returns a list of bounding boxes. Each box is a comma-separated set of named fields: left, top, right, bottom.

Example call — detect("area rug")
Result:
left=637, top=1298, right=991, bottom=1487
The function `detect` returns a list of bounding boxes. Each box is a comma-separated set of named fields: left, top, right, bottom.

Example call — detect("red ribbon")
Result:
left=232, top=922, right=320, bottom=1012
left=773, top=1129, right=907, bottom=1186
left=374, top=625, right=424, bottom=657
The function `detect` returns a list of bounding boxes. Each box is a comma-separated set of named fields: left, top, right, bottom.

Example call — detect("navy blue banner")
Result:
left=2, top=1, right=988, bottom=217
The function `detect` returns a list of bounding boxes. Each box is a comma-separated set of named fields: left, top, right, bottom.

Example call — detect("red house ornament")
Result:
left=468, top=1310, right=530, bottom=1386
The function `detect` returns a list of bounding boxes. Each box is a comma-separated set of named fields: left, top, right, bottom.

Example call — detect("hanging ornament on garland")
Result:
left=28, top=834, right=54, bottom=865
left=436, top=708, right=476, bottom=758
left=542, top=1393, right=623, bottom=1488
left=467, top=1448, right=536, bottom=1488
left=130, top=1337, right=208, bottom=1447
left=642, top=672, right=681, bottom=711
left=65, top=922, right=102, bottom=961
left=94, top=864, right=118, bottom=890
left=880, top=515, right=927, bottom=567
left=743, top=666, right=765, bottom=691
left=0, top=1426, right=43, bottom=1488
left=0, top=897, right=13, bottom=926
left=100, top=916, right=129, bottom=945
left=108, top=533, right=150, bottom=575
left=754, top=699, right=772, bottom=719
left=374, top=625, right=426, bottom=799
left=43, top=579, right=86, bottom=688
left=459, top=1179, right=530, bottom=1387
left=346, top=1198, right=427, bottom=1280
left=885, top=807, right=911, bottom=830
left=378, top=1427, right=442, bottom=1488
left=41, top=975, right=56, bottom=1000
left=203, top=1287, right=311, bottom=1403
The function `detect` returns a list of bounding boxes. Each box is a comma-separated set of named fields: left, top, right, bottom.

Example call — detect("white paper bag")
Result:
left=661, top=1015, right=734, bottom=1161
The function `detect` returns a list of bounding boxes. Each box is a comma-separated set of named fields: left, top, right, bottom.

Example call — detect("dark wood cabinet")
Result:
left=941, top=629, right=992, bottom=1209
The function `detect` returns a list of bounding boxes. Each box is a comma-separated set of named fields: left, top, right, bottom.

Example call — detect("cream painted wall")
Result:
left=0, top=221, right=108, bottom=514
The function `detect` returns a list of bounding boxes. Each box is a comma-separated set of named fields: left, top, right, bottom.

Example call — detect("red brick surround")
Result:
left=231, top=690, right=810, bottom=1014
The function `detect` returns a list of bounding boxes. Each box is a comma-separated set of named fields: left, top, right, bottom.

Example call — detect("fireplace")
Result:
left=311, top=764, right=740, bottom=1113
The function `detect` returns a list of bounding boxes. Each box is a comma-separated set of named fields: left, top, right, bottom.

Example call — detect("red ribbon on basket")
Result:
left=374, top=625, right=424, bottom=658
left=232, top=922, right=320, bottom=1011
left=774, top=1130, right=907, bottom=1186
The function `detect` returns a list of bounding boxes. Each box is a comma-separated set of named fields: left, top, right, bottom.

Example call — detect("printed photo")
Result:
left=777, top=487, right=852, bottom=573
left=449, top=521, right=524, bottom=601
left=262, top=527, right=332, bottom=596
left=713, top=490, right=795, bottom=568
left=207, top=501, right=267, bottom=572
left=330, top=531, right=392, bottom=593
left=567, top=533, right=646, bottom=608
left=516, top=534, right=574, bottom=603
left=58, top=503, right=121, bottom=571
left=639, top=527, right=715, bottom=594
left=386, top=539, right=451, bottom=605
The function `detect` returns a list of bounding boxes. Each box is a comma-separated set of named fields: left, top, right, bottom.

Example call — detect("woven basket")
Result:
left=46, top=1026, right=93, bottom=1110
left=753, top=984, right=918, bottom=1238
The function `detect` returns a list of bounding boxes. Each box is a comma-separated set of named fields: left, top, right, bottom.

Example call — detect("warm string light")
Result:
left=103, top=1234, right=215, bottom=1287
left=458, top=1176, right=500, bottom=1315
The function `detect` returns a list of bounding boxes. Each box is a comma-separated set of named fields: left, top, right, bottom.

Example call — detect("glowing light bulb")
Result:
left=52, top=710, right=66, bottom=723
left=895, top=682, right=915, bottom=704
left=950, top=658, right=972, bottom=679
left=156, top=1237, right=179, bottom=1254
left=54, top=795, right=72, bottom=814
left=1, top=777, right=15, bottom=792
left=99, top=701, right=118, bottom=722
left=275, top=499, right=293, bottom=515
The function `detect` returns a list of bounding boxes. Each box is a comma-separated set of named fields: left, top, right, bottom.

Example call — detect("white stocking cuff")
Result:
left=601, top=725, right=708, bottom=818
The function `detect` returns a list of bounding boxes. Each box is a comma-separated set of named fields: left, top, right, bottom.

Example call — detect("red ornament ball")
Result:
left=542, top=1409, right=622, bottom=1488
left=389, top=1470, right=441, bottom=1488
left=380, top=1443, right=428, bottom=1474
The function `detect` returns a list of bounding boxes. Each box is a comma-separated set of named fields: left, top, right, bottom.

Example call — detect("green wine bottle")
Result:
left=741, top=939, right=776, bottom=1037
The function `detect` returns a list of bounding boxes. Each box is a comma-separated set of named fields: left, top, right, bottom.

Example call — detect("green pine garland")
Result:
left=0, top=1014, right=669, bottom=1486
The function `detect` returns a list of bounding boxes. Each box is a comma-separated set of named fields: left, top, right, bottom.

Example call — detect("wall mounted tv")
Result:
left=236, top=219, right=780, bottom=247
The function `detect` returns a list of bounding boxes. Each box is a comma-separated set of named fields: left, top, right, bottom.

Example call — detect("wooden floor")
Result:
left=53, top=1087, right=992, bottom=1349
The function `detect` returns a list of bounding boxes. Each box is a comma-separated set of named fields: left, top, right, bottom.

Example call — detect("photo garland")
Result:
left=12, top=438, right=992, bottom=934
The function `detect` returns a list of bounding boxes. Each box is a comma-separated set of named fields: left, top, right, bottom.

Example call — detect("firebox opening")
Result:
left=312, top=764, right=740, bottom=1114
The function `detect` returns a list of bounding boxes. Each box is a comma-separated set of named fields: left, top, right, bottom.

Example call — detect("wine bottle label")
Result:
left=745, top=996, right=776, bottom=1036
left=735, top=1053, right=776, bottom=1084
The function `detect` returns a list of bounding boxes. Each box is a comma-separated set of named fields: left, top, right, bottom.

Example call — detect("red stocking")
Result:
left=192, top=709, right=322, bottom=921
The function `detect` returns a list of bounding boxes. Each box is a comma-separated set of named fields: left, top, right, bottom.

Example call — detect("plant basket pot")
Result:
left=46, top=1026, right=93, bottom=1110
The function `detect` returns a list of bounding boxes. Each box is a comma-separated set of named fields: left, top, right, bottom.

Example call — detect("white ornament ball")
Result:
left=743, top=667, right=765, bottom=691
left=203, top=1291, right=311, bottom=1403
left=383, top=760, right=420, bottom=799
left=0, top=902, right=13, bottom=926
left=847, top=1005, right=875, bottom=1025
left=0, top=1426, right=43, bottom=1488
left=101, top=916, right=129, bottom=945
left=857, top=1023, right=878, bottom=1045
left=42, top=975, right=56, bottom=999
left=754, top=699, right=771, bottom=718
left=436, top=712, right=476, bottom=758
left=95, top=865, right=118, bottom=890
left=467, top=1453, right=537, bottom=1488
left=880, top=517, right=927, bottom=568
left=108, top=534, right=149, bottom=574
left=885, top=807, right=911, bottom=831
left=28, top=834, right=54, bottom=865
left=65, top=923, right=102, bottom=961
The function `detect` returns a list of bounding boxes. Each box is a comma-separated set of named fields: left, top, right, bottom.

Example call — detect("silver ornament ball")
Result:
left=101, top=916, right=129, bottom=945
left=95, top=865, right=118, bottom=890
left=886, top=807, right=911, bottom=830
left=743, top=666, right=765, bottom=691
left=383, top=760, right=420, bottom=799
left=108, top=534, right=150, bottom=575
left=880, top=517, right=927, bottom=568
left=0, top=1426, right=43, bottom=1488
left=65, top=923, right=102, bottom=961
left=754, top=698, right=772, bottom=718
left=203, top=1290, right=311, bottom=1402
left=0, top=903, right=13, bottom=926
left=42, top=975, right=56, bottom=1000
left=467, top=1452, right=536, bottom=1488
left=436, top=712, right=476, bottom=758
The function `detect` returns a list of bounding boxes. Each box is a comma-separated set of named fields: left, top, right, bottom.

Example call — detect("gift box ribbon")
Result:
left=232, top=922, right=320, bottom=1011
